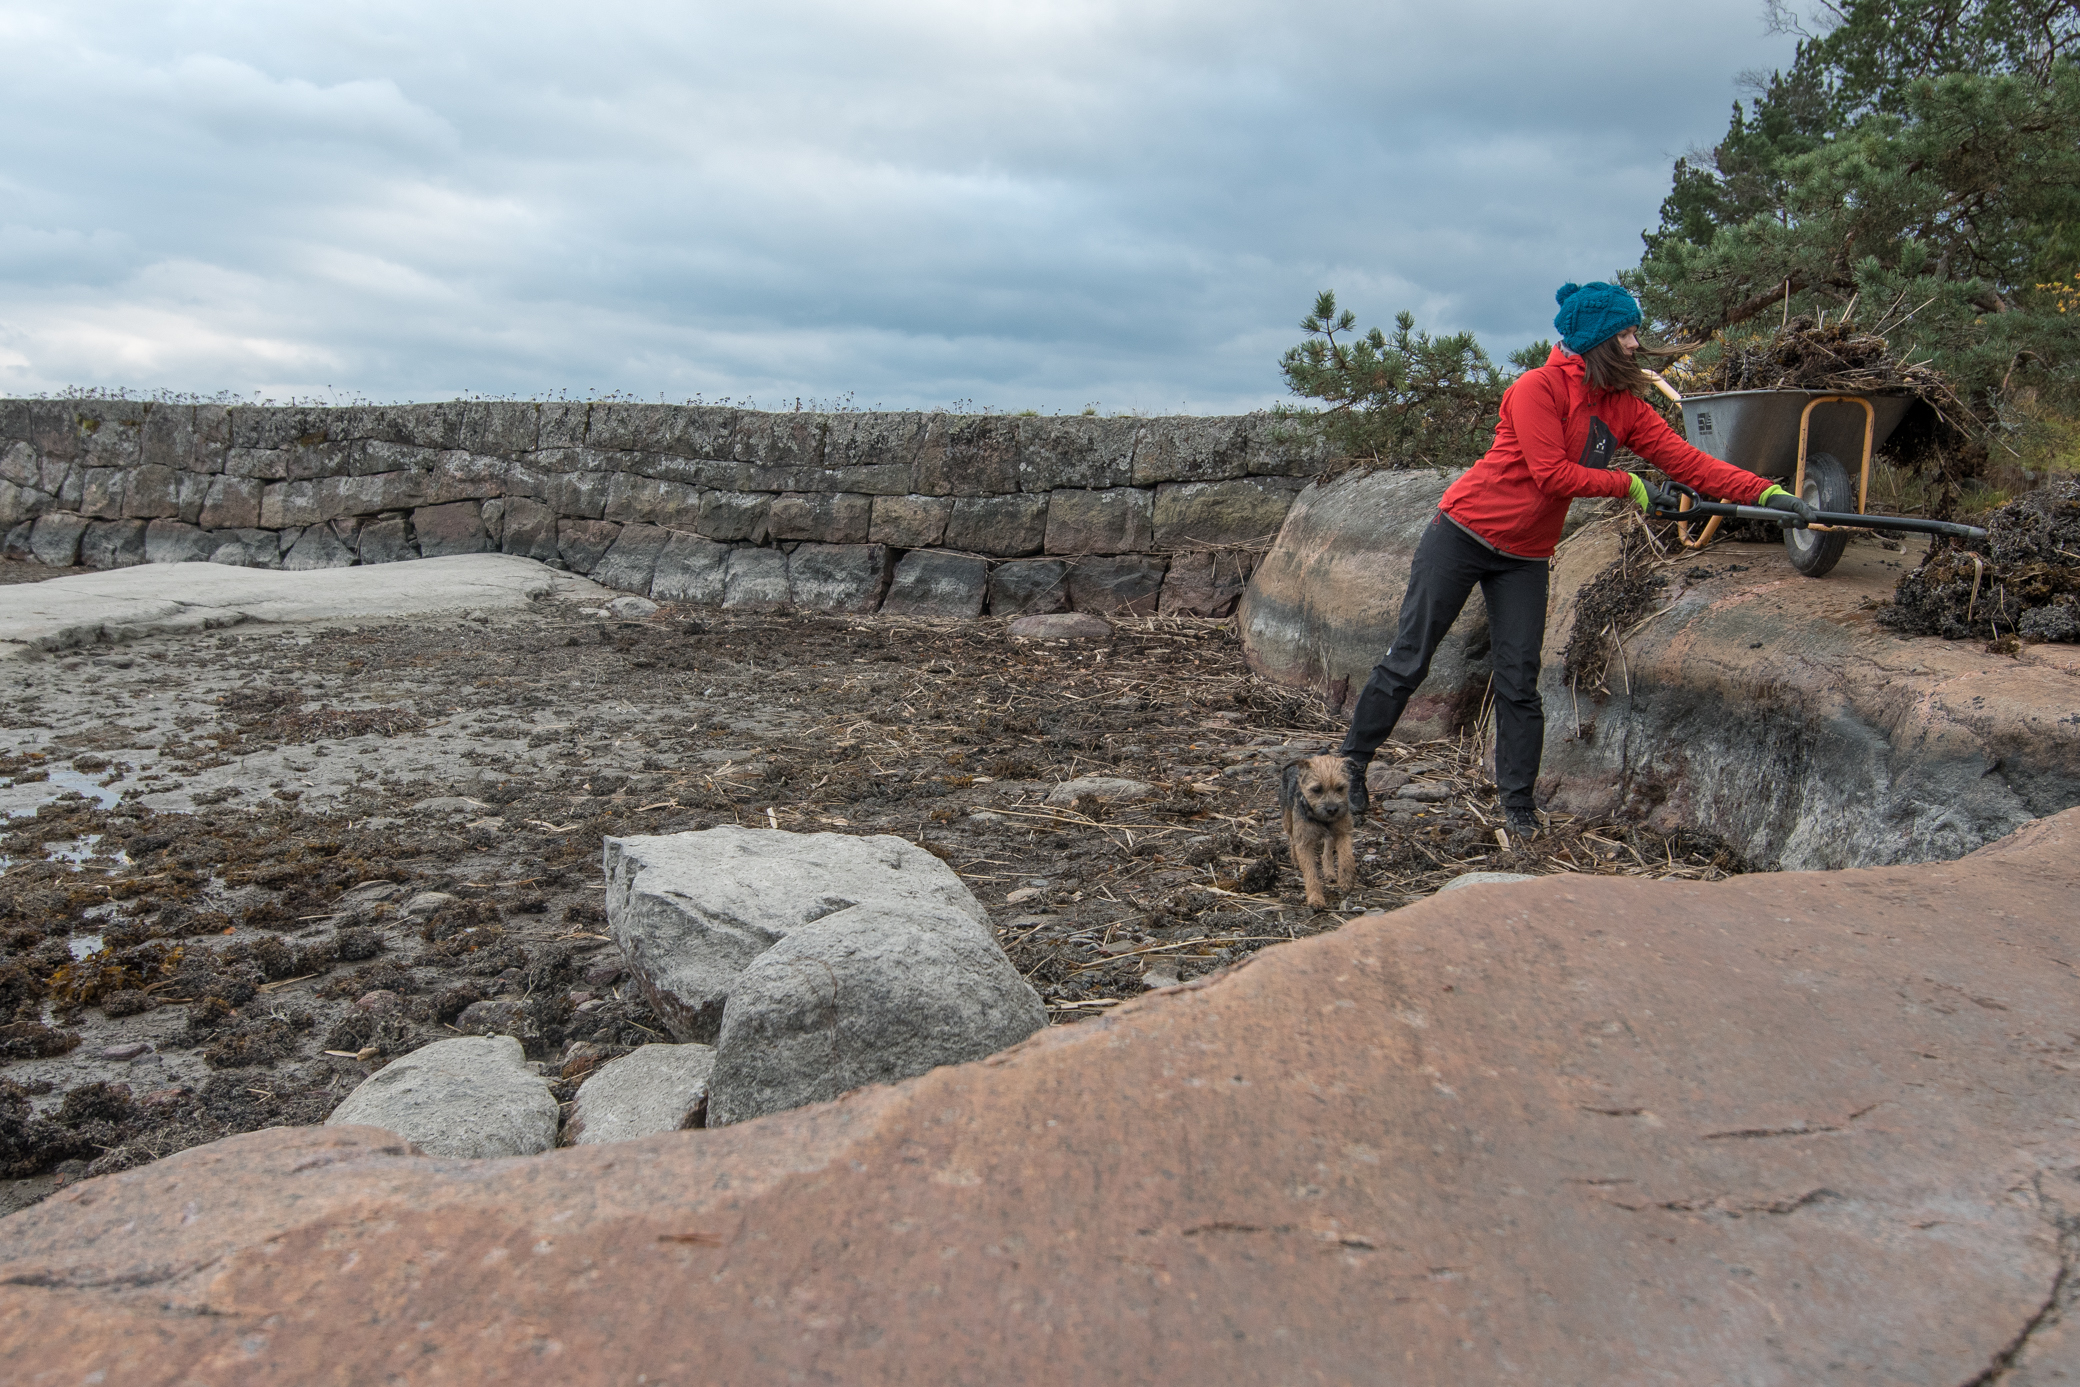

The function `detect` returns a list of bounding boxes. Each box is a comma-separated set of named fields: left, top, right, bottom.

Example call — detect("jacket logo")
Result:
left=1578, top=417, right=1616, bottom=470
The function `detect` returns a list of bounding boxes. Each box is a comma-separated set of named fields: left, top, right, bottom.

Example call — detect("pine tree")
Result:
left=1278, top=292, right=1547, bottom=466
left=1630, top=1, right=2080, bottom=412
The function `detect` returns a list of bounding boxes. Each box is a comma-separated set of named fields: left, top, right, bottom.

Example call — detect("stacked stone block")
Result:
left=0, top=399, right=1326, bottom=618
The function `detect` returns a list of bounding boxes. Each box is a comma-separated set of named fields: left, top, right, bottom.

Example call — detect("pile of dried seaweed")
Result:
left=1883, top=481, right=2080, bottom=643
left=1690, top=314, right=1970, bottom=421
left=1561, top=522, right=1672, bottom=692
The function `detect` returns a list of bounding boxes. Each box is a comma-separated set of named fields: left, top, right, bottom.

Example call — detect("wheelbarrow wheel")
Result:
left=1785, top=451, right=1852, bottom=578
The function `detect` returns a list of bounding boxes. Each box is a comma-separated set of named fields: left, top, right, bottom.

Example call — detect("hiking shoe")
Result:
left=1342, top=757, right=1370, bottom=821
left=1504, top=807, right=1542, bottom=840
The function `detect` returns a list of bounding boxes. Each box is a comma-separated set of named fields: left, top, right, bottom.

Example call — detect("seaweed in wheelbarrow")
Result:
left=1689, top=313, right=1970, bottom=422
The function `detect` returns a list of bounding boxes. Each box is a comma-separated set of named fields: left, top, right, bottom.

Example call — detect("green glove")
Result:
left=1759, top=484, right=1819, bottom=523
left=1626, top=473, right=1650, bottom=512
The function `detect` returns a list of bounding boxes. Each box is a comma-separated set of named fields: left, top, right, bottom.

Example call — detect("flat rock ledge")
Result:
left=1538, top=524, right=2080, bottom=869
left=6, top=809, right=2078, bottom=1384
left=1239, top=476, right=2080, bottom=868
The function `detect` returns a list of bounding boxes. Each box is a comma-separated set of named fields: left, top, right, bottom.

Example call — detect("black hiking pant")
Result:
left=1336, top=511, right=1549, bottom=812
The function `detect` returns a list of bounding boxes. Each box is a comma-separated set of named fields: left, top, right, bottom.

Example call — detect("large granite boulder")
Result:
left=322, top=1035, right=557, bottom=1159
left=706, top=901, right=1046, bottom=1126
left=1539, top=523, right=2080, bottom=869
left=603, top=827, right=994, bottom=1042
left=1236, top=467, right=1489, bottom=731
left=8, top=811, right=2080, bottom=1382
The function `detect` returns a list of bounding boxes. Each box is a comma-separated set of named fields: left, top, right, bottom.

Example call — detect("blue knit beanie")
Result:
left=1552, top=281, right=1642, bottom=353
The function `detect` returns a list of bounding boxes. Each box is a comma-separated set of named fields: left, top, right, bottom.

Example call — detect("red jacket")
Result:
left=1439, top=347, right=1772, bottom=558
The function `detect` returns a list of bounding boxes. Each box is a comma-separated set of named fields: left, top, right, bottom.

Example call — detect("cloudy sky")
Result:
left=0, top=1, right=1793, bottom=413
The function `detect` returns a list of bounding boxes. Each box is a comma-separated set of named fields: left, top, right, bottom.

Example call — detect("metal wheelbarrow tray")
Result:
left=1658, top=388, right=1981, bottom=578
left=1681, top=389, right=1915, bottom=485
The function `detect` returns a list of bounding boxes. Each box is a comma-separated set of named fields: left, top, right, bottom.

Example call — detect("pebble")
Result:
left=582, top=961, right=625, bottom=988
left=1008, top=612, right=1112, bottom=641
left=401, top=891, right=458, bottom=919
left=1366, top=765, right=1411, bottom=793
left=561, top=1040, right=610, bottom=1079
left=607, top=595, right=659, bottom=619
left=409, top=798, right=491, bottom=818
left=1141, top=966, right=1181, bottom=990
left=1436, top=871, right=1539, bottom=894
left=456, top=997, right=535, bottom=1040
left=100, top=1042, right=149, bottom=1062
left=1045, top=776, right=1153, bottom=806
left=1396, top=783, right=1453, bottom=802
left=354, top=989, right=402, bottom=1014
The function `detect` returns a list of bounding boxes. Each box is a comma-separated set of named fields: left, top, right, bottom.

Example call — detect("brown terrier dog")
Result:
left=1278, top=754, right=1357, bottom=908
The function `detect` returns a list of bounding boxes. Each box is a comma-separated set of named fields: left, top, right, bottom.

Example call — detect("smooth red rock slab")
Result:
left=6, top=813, right=2080, bottom=1384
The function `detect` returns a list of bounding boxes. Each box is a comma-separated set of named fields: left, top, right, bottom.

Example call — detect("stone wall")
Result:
left=0, top=399, right=1326, bottom=619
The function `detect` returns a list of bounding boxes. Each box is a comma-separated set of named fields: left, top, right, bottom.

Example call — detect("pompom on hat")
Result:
left=1552, top=281, right=1642, bottom=354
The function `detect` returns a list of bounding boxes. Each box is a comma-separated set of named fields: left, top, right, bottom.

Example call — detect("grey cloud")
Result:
left=0, top=0, right=1788, bottom=411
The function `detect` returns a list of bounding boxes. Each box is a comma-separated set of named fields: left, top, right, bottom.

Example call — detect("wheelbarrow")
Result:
left=1642, top=382, right=1985, bottom=577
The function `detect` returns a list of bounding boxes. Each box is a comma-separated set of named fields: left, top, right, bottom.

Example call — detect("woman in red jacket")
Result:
left=1336, top=281, right=1814, bottom=837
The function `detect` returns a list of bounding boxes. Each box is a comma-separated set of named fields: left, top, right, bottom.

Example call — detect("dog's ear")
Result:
left=1279, top=759, right=1300, bottom=808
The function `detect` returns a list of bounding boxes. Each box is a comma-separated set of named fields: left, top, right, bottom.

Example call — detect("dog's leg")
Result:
left=1292, top=827, right=1328, bottom=908
left=1316, top=835, right=1342, bottom=900
left=1332, top=826, right=1357, bottom=892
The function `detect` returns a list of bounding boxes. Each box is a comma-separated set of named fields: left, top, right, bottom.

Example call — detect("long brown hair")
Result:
left=1579, top=335, right=1652, bottom=397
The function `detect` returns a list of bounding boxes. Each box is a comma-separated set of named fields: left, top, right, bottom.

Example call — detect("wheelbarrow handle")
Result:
left=1641, top=485, right=1989, bottom=541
